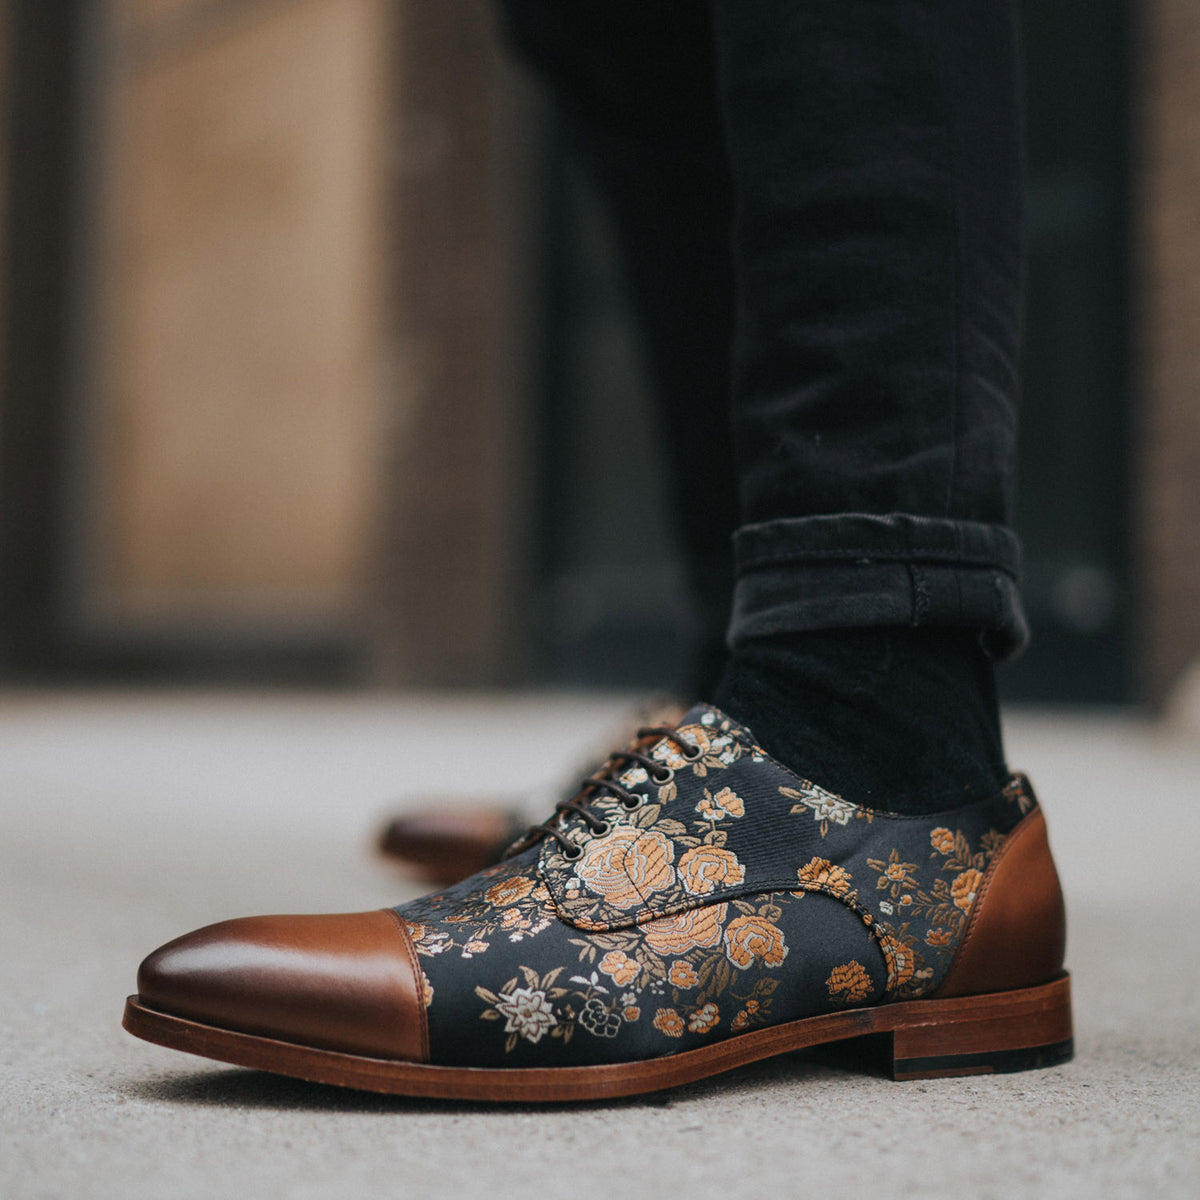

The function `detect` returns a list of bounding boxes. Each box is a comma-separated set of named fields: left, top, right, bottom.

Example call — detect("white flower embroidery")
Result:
left=789, top=783, right=857, bottom=827
left=494, top=986, right=557, bottom=1043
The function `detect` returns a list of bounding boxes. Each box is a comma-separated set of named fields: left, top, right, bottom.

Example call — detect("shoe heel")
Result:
left=889, top=974, right=1073, bottom=1080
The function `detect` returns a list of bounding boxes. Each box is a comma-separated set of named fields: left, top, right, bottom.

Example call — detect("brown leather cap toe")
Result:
left=136, top=911, right=427, bottom=1061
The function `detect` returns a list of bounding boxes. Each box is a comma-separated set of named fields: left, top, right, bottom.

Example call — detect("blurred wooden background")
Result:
left=0, top=0, right=1198, bottom=705
left=1, top=0, right=538, bottom=684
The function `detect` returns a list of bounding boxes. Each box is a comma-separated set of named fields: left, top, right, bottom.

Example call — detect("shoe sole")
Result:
left=122, top=972, right=1071, bottom=1102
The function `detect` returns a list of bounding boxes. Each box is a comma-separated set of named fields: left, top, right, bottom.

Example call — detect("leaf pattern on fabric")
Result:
left=393, top=704, right=1039, bottom=1063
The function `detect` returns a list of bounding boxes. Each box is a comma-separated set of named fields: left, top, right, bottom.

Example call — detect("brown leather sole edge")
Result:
left=123, top=973, right=1071, bottom=1103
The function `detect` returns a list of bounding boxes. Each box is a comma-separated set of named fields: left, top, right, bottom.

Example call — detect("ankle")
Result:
left=712, top=627, right=1007, bottom=814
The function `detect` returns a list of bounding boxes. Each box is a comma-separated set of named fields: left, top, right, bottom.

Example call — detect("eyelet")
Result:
left=591, top=821, right=611, bottom=838
left=653, top=766, right=675, bottom=783
left=683, top=744, right=703, bottom=761
left=621, top=794, right=643, bottom=811
left=563, top=845, right=583, bottom=861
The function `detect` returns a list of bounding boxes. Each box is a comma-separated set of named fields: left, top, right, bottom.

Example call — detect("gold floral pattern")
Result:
left=795, top=857, right=855, bottom=898
left=869, top=849, right=921, bottom=898
left=485, top=876, right=536, bottom=907
left=403, top=859, right=556, bottom=959
left=688, top=1002, right=720, bottom=1033
left=826, top=960, right=873, bottom=1005
left=723, top=915, right=788, bottom=969
left=575, top=825, right=676, bottom=909
left=952, top=868, right=984, bottom=911
left=877, top=933, right=916, bottom=992
left=599, top=950, right=639, bottom=986
left=930, top=827, right=956, bottom=855
left=668, top=960, right=699, bottom=988
left=641, top=904, right=727, bottom=955
left=396, top=704, right=1041, bottom=1062
left=678, top=845, right=745, bottom=895
left=653, top=1008, right=685, bottom=1037
left=696, top=787, right=745, bottom=820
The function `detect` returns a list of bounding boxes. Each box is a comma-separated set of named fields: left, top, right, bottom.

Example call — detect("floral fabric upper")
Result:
left=393, top=704, right=1037, bottom=1069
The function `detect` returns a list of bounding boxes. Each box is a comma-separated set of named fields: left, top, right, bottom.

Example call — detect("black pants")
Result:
left=498, top=0, right=1027, bottom=664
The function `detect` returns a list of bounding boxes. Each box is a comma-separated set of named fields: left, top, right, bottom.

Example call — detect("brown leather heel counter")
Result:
left=935, top=807, right=1067, bottom=998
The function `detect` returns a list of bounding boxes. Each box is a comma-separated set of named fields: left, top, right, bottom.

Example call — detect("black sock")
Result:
left=712, top=628, right=1008, bottom=815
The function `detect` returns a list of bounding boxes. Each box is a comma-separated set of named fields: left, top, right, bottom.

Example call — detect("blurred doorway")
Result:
left=0, top=2, right=1151, bottom=704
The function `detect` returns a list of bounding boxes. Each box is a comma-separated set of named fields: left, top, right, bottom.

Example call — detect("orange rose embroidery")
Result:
left=723, top=915, right=788, bottom=969
left=731, top=1010, right=750, bottom=1031
left=952, top=868, right=984, bottom=912
left=688, top=1002, right=720, bottom=1033
left=652, top=1008, right=685, bottom=1037
left=795, top=857, right=854, bottom=896
left=486, top=876, right=536, bottom=907
left=599, top=950, right=639, bottom=986
left=654, top=723, right=712, bottom=768
left=930, top=827, right=955, bottom=855
left=678, top=845, right=746, bottom=896
left=695, top=786, right=745, bottom=820
left=623, top=1006, right=640, bottom=1023
left=926, top=928, right=952, bottom=947
left=668, top=960, right=699, bottom=989
left=641, top=903, right=728, bottom=955
left=826, top=960, right=873, bottom=1005
left=575, top=825, right=676, bottom=908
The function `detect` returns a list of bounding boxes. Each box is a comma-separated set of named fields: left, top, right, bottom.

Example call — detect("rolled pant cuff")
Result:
left=727, top=513, right=1028, bottom=659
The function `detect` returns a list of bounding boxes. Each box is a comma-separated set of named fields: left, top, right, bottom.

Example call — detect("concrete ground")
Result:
left=2, top=689, right=1197, bottom=1200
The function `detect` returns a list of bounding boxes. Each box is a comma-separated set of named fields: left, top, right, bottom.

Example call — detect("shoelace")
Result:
left=513, top=726, right=703, bottom=860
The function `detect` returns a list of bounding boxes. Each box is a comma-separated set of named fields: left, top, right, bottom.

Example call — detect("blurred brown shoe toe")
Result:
left=377, top=805, right=524, bottom=885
